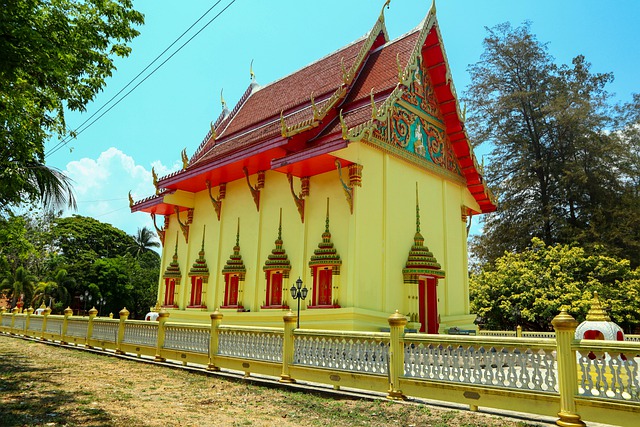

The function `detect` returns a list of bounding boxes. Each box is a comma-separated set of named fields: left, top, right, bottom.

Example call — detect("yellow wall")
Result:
left=157, top=141, right=479, bottom=331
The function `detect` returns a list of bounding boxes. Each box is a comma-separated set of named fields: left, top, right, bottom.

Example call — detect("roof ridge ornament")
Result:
left=181, top=148, right=188, bottom=170
left=379, top=0, right=391, bottom=22
left=220, top=88, right=229, bottom=116
left=152, top=167, right=159, bottom=195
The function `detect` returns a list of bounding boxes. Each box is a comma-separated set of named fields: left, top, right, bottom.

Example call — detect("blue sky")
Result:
left=43, top=0, right=640, bottom=238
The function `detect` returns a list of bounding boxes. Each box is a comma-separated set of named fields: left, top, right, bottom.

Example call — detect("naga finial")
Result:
left=380, top=0, right=391, bottom=20
left=221, top=88, right=227, bottom=111
left=181, top=148, right=188, bottom=170
left=152, top=167, right=159, bottom=195
left=128, top=191, right=134, bottom=208
left=370, top=88, right=377, bottom=120
left=210, top=121, right=217, bottom=141
left=339, top=109, right=348, bottom=139
left=250, top=59, right=255, bottom=82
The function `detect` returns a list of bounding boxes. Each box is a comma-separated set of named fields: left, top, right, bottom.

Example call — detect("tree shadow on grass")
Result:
left=0, top=338, right=113, bottom=427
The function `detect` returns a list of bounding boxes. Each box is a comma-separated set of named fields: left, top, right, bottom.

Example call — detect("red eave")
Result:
left=423, top=25, right=496, bottom=213
left=130, top=191, right=186, bottom=215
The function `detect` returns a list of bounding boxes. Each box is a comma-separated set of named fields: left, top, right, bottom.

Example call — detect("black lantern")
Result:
left=290, top=277, right=308, bottom=328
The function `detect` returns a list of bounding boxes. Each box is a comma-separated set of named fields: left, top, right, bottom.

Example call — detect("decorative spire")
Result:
left=222, top=218, right=246, bottom=278
left=309, top=198, right=342, bottom=272
left=325, top=197, right=330, bottom=234
left=188, top=226, right=209, bottom=280
left=250, top=59, right=255, bottom=82
left=163, top=232, right=182, bottom=278
left=263, top=209, right=291, bottom=274
left=585, top=292, right=611, bottom=322
left=415, top=183, right=421, bottom=235
left=403, top=184, right=444, bottom=283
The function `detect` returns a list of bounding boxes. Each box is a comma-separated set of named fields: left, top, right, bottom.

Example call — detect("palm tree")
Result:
left=31, top=269, right=72, bottom=309
left=2, top=267, right=36, bottom=309
left=27, top=163, right=77, bottom=211
left=130, top=226, right=160, bottom=258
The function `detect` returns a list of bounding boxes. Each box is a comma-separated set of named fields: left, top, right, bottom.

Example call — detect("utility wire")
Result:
left=46, top=0, right=237, bottom=158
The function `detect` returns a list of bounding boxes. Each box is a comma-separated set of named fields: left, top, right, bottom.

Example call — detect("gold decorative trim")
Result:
left=151, top=212, right=166, bottom=246
left=243, top=167, right=264, bottom=211
left=335, top=159, right=359, bottom=214
left=287, top=173, right=307, bottom=223
left=174, top=205, right=192, bottom=243
left=206, top=180, right=226, bottom=221
left=282, top=6, right=389, bottom=138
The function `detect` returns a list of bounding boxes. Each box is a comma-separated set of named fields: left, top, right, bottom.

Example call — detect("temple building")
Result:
left=130, top=2, right=495, bottom=332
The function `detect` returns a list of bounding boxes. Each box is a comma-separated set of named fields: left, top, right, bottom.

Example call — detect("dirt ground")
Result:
left=0, top=334, right=547, bottom=427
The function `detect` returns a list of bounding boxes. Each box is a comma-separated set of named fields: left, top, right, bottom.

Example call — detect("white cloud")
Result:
left=63, top=148, right=180, bottom=238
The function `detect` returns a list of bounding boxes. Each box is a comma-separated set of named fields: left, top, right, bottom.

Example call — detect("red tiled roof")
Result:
left=139, top=7, right=495, bottom=215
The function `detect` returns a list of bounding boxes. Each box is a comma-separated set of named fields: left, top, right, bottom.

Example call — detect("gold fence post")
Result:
left=280, top=310, right=297, bottom=383
left=24, top=306, right=34, bottom=336
left=387, top=310, right=407, bottom=400
left=86, top=307, right=98, bottom=347
left=551, top=310, right=586, bottom=427
left=154, top=309, right=169, bottom=362
left=516, top=325, right=522, bottom=337
left=41, top=306, right=51, bottom=340
left=207, top=310, right=223, bottom=371
left=116, top=307, right=129, bottom=355
left=0, top=307, right=4, bottom=333
left=10, top=307, right=18, bottom=334
left=61, top=307, right=73, bottom=345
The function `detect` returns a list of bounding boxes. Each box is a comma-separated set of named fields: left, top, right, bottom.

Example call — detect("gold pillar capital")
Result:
left=388, top=310, right=408, bottom=327
left=551, top=310, right=578, bottom=331
left=283, top=310, right=297, bottom=324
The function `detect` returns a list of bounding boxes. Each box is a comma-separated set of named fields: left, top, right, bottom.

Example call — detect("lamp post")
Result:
left=97, top=297, right=106, bottom=316
left=290, top=277, right=308, bottom=329
left=79, top=290, right=92, bottom=315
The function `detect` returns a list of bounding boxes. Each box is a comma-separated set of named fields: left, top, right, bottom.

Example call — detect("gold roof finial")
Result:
left=380, top=0, right=391, bottom=18
left=152, top=167, right=159, bottom=195
left=585, top=291, right=611, bottom=322
left=220, top=88, right=227, bottom=111
left=181, top=148, right=188, bottom=170
left=128, top=191, right=134, bottom=208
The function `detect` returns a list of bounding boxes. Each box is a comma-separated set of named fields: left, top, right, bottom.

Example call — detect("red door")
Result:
left=269, top=272, right=283, bottom=306
left=418, top=277, right=439, bottom=334
left=418, top=279, right=426, bottom=333
left=225, top=275, right=239, bottom=306
left=426, top=277, right=439, bottom=334
left=190, top=277, right=202, bottom=306
left=164, top=279, right=175, bottom=306
left=317, top=269, right=332, bottom=305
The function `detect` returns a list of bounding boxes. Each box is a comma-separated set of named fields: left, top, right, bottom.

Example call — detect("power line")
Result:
left=46, top=0, right=237, bottom=158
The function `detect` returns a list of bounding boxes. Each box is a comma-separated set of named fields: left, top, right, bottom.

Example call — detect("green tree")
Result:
left=0, top=0, right=144, bottom=211
left=465, top=22, right=639, bottom=267
left=470, top=238, right=640, bottom=333
left=1, top=266, right=36, bottom=309
left=129, top=226, right=161, bottom=258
